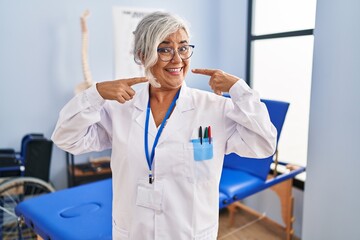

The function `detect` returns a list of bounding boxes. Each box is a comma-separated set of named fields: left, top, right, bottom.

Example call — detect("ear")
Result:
left=137, top=50, right=146, bottom=65
left=133, top=50, right=144, bottom=65
left=140, top=54, right=146, bottom=65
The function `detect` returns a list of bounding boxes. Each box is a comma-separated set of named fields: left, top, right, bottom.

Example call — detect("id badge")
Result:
left=136, top=179, right=164, bottom=212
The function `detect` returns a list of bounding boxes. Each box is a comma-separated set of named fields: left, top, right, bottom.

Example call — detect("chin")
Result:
left=171, top=79, right=184, bottom=88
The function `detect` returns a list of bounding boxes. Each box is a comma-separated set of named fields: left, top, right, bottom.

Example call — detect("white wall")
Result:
left=302, top=0, right=360, bottom=239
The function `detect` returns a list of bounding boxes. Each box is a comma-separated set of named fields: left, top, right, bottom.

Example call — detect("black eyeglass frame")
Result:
left=157, top=45, right=195, bottom=62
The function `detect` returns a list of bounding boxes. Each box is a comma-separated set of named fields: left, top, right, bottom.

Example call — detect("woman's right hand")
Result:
left=96, top=77, right=148, bottom=104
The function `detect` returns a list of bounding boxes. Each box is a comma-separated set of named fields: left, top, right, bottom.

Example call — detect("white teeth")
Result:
left=167, top=68, right=182, bottom=72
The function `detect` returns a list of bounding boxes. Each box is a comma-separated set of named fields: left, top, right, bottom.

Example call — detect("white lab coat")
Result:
left=52, top=80, right=276, bottom=240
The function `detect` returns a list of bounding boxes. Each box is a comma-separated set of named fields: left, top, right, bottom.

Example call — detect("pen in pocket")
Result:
left=208, top=126, right=212, bottom=144
left=204, top=127, right=208, bottom=139
left=198, top=126, right=203, bottom=145
left=198, top=126, right=212, bottom=144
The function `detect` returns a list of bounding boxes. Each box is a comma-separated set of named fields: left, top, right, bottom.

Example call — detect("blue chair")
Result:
left=219, top=99, right=305, bottom=240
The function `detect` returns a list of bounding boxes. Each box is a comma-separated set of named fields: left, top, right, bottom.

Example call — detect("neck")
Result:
left=149, top=86, right=180, bottom=103
left=148, top=85, right=181, bottom=127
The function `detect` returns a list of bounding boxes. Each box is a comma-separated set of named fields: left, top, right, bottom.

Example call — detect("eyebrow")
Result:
left=160, top=40, right=188, bottom=45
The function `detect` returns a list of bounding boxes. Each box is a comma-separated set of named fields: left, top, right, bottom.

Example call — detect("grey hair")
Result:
left=133, top=12, right=191, bottom=87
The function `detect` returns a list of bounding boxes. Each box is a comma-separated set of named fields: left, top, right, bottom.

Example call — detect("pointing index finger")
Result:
left=192, top=68, right=217, bottom=76
left=126, top=77, right=148, bottom=86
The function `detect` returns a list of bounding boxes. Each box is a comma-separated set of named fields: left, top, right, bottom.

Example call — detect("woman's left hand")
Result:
left=191, top=69, right=239, bottom=95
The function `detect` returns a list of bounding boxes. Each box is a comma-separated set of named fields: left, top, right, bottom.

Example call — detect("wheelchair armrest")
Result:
left=0, top=148, right=22, bottom=167
left=0, top=148, right=16, bottom=155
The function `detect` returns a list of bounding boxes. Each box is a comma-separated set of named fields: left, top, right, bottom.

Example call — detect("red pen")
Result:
left=208, top=126, right=212, bottom=144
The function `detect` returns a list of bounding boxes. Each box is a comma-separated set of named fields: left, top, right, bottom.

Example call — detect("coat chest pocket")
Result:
left=186, top=139, right=217, bottom=183
left=191, top=138, right=213, bottom=161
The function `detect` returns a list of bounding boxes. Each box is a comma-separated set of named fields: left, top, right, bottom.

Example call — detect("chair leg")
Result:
left=225, top=177, right=296, bottom=239
left=226, top=202, right=239, bottom=227
left=226, top=201, right=264, bottom=228
left=270, top=177, right=294, bottom=240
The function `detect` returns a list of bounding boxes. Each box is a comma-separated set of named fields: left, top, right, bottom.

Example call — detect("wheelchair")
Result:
left=0, top=133, right=55, bottom=240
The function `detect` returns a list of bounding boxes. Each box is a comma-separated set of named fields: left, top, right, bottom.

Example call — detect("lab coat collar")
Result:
left=176, top=81, right=195, bottom=113
left=133, top=83, right=149, bottom=112
left=133, top=81, right=195, bottom=139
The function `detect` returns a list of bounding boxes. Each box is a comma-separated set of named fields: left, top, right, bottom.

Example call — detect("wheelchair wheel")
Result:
left=0, top=177, right=55, bottom=240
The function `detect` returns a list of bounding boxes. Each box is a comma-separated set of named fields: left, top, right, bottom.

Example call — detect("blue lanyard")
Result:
left=144, top=89, right=180, bottom=184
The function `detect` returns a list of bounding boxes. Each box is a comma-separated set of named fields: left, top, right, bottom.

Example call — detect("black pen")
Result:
left=199, top=126, right=203, bottom=145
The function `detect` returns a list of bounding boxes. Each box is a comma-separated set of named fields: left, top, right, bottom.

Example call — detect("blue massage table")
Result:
left=15, top=179, right=112, bottom=240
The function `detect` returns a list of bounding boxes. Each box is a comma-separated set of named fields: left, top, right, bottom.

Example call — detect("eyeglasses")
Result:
left=157, top=45, right=195, bottom=62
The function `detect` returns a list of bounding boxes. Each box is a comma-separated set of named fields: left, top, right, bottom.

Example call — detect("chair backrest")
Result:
left=20, top=133, right=44, bottom=157
left=21, top=134, right=53, bottom=182
left=223, top=99, right=290, bottom=180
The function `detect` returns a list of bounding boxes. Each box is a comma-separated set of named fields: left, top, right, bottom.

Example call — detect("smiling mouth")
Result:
left=165, top=67, right=183, bottom=73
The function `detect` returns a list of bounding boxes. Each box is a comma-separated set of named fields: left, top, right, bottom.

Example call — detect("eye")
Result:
left=178, top=46, right=188, bottom=53
left=158, top=48, right=172, bottom=54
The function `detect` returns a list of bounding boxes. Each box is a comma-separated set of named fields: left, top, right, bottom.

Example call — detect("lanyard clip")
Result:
left=149, top=172, right=154, bottom=184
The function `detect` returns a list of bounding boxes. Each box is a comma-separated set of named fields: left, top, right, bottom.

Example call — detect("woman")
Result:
left=52, top=11, right=277, bottom=240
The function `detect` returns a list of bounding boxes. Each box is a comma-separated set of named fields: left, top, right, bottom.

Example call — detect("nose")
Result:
left=171, top=50, right=182, bottom=63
